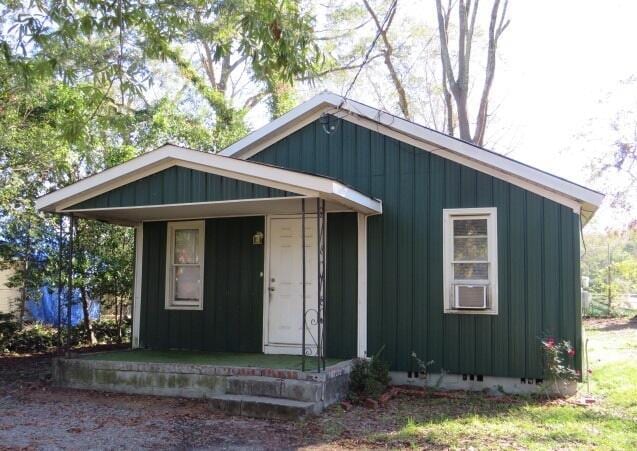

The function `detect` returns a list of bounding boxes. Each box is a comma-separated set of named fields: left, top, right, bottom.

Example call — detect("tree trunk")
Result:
left=435, top=0, right=509, bottom=145
left=80, top=283, right=96, bottom=344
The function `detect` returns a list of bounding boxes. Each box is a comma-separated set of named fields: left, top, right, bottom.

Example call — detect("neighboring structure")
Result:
left=0, top=268, right=20, bottom=316
left=36, top=92, right=603, bottom=391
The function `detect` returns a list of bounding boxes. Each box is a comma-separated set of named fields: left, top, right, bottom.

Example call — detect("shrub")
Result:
left=90, top=318, right=132, bottom=344
left=4, top=324, right=57, bottom=353
left=541, top=336, right=579, bottom=381
left=348, top=347, right=390, bottom=401
left=0, top=313, right=19, bottom=352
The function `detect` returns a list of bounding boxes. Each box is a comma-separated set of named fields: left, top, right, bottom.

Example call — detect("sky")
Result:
left=496, top=1, right=637, bottom=182
left=234, top=1, right=637, bottom=230
left=492, top=0, right=637, bottom=230
left=284, top=0, right=637, bottom=231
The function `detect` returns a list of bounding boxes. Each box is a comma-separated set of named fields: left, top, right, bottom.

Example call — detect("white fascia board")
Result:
left=35, top=146, right=173, bottom=212
left=221, top=91, right=603, bottom=216
left=219, top=93, right=330, bottom=157
left=334, top=97, right=605, bottom=210
left=36, top=143, right=381, bottom=215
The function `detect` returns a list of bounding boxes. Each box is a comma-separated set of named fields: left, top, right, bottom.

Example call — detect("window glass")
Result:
left=174, top=266, right=200, bottom=301
left=453, top=218, right=487, bottom=236
left=174, top=229, right=199, bottom=264
left=453, top=236, right=488, bottom=261
left=453, top=262, right=488, bottom=280
left=165, top=221, right=204, bottom=310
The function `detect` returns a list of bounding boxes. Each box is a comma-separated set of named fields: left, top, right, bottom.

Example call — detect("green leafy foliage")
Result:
left=0, top=318, right=132, bottom=354
left=82, top=318, right=132, bottom=344
left=540, top=336, right=579, bottom=382
left=2, top=323, right=58, bottom=353
left=348, top=347, right=390, bottom=401
left=582, top=227, right=637, bottom=316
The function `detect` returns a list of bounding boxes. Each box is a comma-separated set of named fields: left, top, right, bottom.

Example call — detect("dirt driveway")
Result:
left=0, top=360, right=306, bottom=449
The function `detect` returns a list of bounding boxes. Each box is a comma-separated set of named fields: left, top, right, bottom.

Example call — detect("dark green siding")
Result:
left=250, top=118, right=583, bottom=378
left=140, top=213, right=359, bottom=357
left=71, top=166, right=298, bottom=210
left=325, top=213, right=358, bottom=359
left=140, top=217, right=264, bottom=352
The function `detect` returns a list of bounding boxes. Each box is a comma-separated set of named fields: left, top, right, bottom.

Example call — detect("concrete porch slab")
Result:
left=52, top=353, right=353, bottom=419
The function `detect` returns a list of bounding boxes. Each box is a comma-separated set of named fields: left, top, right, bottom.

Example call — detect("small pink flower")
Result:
left=545, top=337, right=555, bottom=348
left=568, top=348, right=576, bottom=357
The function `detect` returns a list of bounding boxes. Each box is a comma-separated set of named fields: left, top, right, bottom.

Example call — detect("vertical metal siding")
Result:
left=70, top=166, right=298, bottom=209
left=250, top=118, right=583, bottom=378
left=140, top=217, right=265, bottom=352
left=325, top=213, right=358, bottom=359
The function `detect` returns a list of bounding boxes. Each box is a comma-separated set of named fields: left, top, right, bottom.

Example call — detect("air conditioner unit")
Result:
left=454, top=285, right=487, bottom=309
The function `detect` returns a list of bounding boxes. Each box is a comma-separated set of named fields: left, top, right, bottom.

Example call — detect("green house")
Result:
left=36, top=92, right=603, bottom=390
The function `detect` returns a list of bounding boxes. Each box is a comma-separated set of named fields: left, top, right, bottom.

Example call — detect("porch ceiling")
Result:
left=65, top=197, right=353, bottom=226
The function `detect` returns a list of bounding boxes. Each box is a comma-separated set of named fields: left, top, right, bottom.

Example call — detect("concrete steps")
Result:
left=212, top=375, right=325, bottom=419
left=226, top=375, right=324, bottom=402
left=208, top=394, right=319, bottom=420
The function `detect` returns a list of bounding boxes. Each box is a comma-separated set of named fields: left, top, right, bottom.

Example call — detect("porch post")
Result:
left=317, top=198, right=327, bottom=371
left=65, top=214, right=74, bottom=355
left=301, top=199, right=306, bottom=371
left=356, top=213, right=368, bottom=358
left=56, top=214, right=64, bottom=347
left=132, top=223, right=143, bottom=348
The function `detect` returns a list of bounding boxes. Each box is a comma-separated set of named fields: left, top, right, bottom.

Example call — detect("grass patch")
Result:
left=84, top=350, right=343, bottom=370
left=391, top=401, right=637, bottom=450
left=311, top=317, right=637, bottom=450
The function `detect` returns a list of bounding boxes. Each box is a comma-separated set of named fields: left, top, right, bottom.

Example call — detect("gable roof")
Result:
left=35, top=144, right=382, bottom=217
left=220, top=91, right=604, bottom=224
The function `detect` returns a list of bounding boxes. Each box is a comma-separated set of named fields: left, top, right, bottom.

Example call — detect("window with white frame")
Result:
left=165, top=221, right=205, bottom=310
left=443, top=208, right=498, bottom=314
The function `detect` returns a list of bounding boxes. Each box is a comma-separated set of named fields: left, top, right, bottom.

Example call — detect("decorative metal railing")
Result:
left=301, top=198, right=327, bottom=372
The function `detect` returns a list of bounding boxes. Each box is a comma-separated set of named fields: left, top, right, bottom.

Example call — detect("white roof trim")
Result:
left=220, top=91, right=604, bottom=222
left=35, top=144, right=382, bottom=215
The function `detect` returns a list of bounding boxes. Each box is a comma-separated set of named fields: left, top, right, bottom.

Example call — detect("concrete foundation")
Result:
left=52, top=356, right=352, bottom=419
left=390, top=371, right=577, bottom=396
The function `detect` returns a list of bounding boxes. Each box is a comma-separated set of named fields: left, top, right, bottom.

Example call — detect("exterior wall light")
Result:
left=252, top=231, right=264, bottom=245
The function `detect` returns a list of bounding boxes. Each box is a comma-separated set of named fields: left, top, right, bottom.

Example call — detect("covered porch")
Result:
left=36, top=144, right=382, bottom=374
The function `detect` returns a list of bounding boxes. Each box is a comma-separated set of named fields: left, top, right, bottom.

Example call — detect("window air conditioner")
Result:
left=454, top=285, right=487, bottom=309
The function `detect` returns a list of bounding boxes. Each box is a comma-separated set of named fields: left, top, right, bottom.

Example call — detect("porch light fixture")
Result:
left=252, top=231, right=264, bottom=245
left=320, top=113, right=338, bottom=135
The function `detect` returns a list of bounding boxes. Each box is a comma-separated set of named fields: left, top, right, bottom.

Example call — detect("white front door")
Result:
left=265, top=216, right=319, bottom=355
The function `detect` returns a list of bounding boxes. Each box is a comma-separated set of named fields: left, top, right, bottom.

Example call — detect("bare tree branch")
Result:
left=363, top=0, right=411, bottom=119
left=296, top=53, right=384, bottom=81
left=473, top=0, right=508, bottom=146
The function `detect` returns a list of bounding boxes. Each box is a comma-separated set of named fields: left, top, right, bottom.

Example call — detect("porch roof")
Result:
left=35, top=144, right=382, bottom=224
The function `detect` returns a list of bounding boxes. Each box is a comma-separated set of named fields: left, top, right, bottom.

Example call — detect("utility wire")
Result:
left=340, top=0, right=397, bottom=105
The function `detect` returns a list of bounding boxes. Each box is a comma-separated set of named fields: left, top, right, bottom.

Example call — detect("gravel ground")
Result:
left=0, top=387, right=308, bottom=449
left=0, top=351, right=311, bottom=450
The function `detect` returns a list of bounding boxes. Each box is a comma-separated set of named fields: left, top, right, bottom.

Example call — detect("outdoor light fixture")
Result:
left=252, top=231, right=264, bottom=245
left=320, top=113, right=338, bottom=135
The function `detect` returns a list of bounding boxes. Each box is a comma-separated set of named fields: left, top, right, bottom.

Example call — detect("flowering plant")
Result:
left=541, top=336, right=579, bottom=381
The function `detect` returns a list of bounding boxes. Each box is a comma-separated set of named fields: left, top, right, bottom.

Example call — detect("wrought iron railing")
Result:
left=301, top=198, right=327, bottom=372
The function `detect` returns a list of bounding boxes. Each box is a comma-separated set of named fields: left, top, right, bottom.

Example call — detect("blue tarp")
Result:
left=26, top=286, right=100, bottom=326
